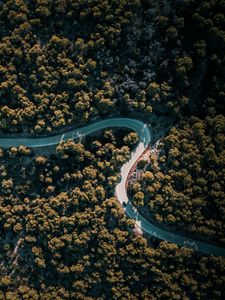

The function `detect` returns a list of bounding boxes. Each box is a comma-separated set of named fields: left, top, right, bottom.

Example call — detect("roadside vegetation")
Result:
left=129, top=115, right=225, bottom=245
left=0, top=130, right=225, bottom=299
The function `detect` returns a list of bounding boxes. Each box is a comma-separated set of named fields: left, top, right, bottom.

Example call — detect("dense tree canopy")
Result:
left=129, top=115, right=225, bottom=245
left=0, top=129, right=225, bottom=299
left=0, top=0, right=225, bottom=299
left=0, top=0, right=224, bottom=134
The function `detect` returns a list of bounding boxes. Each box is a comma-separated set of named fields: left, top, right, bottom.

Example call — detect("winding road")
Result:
left=0, top=118, right=224, bottom=257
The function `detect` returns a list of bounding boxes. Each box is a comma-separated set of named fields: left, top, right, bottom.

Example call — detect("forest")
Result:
left=129, top=115, right=225, bottom=245
left=0, top=0, right=225, bottom=299
left=0, top=130, right=225, bottom=299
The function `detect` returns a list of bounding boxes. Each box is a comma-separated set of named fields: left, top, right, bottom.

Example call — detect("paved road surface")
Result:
left=0, top=118, right=224, bottom=257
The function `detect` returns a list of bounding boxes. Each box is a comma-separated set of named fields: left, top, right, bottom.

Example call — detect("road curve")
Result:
left=0, top=118, right=224, bottom=257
